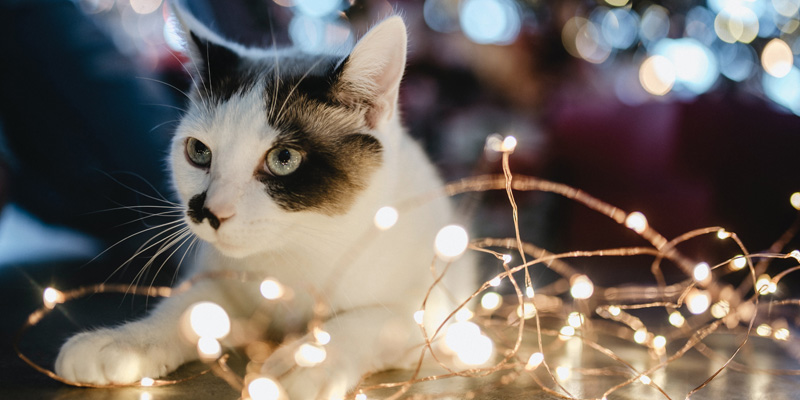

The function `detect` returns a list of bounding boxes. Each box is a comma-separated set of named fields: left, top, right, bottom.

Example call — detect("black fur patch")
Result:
left=187, top=191, right=221, bottom=229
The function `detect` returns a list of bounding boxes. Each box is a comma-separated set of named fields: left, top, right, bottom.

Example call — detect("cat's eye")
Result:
left=266, top=147, right=302, bottom=176
left=186, top=137, right=212, bottom=168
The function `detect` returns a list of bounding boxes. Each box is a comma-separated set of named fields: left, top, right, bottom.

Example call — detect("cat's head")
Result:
left=169, top=7, right=407, bottom=258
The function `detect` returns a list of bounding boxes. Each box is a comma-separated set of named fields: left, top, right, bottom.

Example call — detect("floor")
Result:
left=2, top=210, right=800, bottom=399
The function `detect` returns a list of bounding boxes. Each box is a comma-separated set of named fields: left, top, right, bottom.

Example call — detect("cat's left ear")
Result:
left=170, top=0, right=243, bottom=87
left=337, top=16, right=407, bottom=129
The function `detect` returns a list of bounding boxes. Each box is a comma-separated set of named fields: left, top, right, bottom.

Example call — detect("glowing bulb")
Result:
left=355, top=394, right=368, bottom=400
left=608, top=305, right=621, bottom=316
left=189, top=302, right=231, bottom=339
left=130, top=0, right=162, bottom=15
left=140, top=392, right=153, bottom=400
left=525, top=285, right=535, bottom=298
left=525, top=352, right=544, bottom=370
left=140, top=377, right=155, bottom=387
left=489, top=276, right=502, bottom=287
left=556, top=366, right=571, bottom=380
left=633, top=328, right=648, bottom=344
left=516, top=302, right=536, bottom=319
left=775, top=327, right=790, bottom=341
left=716, top=229, right=731, bottom=239
left=686, top=289, right=711, bottom=314
left=481, top=292, right=503, bottom=311
left=374, top=206, right=399, bottom=230
left=762, top=38, right=794, bottom=78
left=248, top=377, right=281, bottom=400
left=43, top=287, right=64, bottom=309
left=444, top=321, right=494, bottom=365
left=295, top=343, right=327, bottom=367
left=756, top=274, right=773, bottom=295
left=413, top=310, right=425, bottom=325
left=669, top=311, right=686, bottom=328
left=445, top=321, right=481, bottom=351
left=570, top=275, right=594, bottom=299
left=710, top=301, right=730, bottom=319
left=455, top=308, right=474, bottom=322
left=791, top=192, right=800, bottom=210
left=639, top=375, right=652, bottom=385
left=639, top=55, right=676, bottom=96
left=501, top=135, right=518, bottom=152
left=260, top=279, right=284, bottom=300
left=625, top=212, right=648, bottom=233
left=314, top=329, right=331, bottom=345
left=731, top=255, right=747, bottom=270
left=693, top=262, right=711, bottom=282
left=197, top=337, right=222, bottom=358
left=559, top=325, right=576, bottom=340
left=567, top=312, right=584, bottom=328
left=756, top=323, right=773, bottom=337
left=653, top=335, right=667, bottom=349
left=501, top=254, right=512, bottom=264
left=790, top=250, right=800, bottom=262
left=457, top=334, right=494, bottom=365
left=434, top=225, right=469, bottom=261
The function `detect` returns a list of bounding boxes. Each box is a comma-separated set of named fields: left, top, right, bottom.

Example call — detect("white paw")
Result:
left=55, top=328, right=185, bottom=385
left=261, top=340, right=355, bottom=400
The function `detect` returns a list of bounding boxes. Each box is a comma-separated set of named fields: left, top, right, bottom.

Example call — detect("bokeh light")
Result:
left=260, top=278, right=285, bottom=300
left=129, top=0, right=161, bottom=15
left=424, top=0, right=460, bottom=33
left=639, top=55, right=676, bottom=96
left=686, top=289, right=711, bottom=314
left=761, top=38, right=794, bottom=77
left=570, top=275, right=594, bottom=299
left=248, top=377, right=281, bottom=400
left=762, top=65, right=800, bottom=115
left=374, top=206, right=399, bottom=230
left=459, top=0, right=521, bottom=45
left=481, top=292, right=503, bottom=311
left=434, top=225, right=469, bottom=261
left=598, top=7, right=640, bottom=49
left=639, top=5, right=670, bottom=45
left=294, top=0, right=340, bottom=17
left=575, top=19, right=612, bottom=64
left=289, top=15, right=351, bottom=53
left=714, top=5, right=760, bottom=43
left=652, top=38, right=719, bottom=95
left=772, top=0, right=800, bottom=17
left=716, top=42, right=758, bottom=81
left=189, top=301, right=231, bottom=339
left=294, top=343, right=327, bottom=367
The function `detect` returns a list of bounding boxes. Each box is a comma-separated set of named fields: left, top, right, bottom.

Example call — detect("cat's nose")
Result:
left=205, top=205, right=235, bottom=230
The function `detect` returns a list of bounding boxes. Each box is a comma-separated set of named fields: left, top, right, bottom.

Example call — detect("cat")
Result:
left=55, top=4, right=476, bottom=399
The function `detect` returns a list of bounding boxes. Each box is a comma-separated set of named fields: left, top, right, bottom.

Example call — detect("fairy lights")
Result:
left=373, top=206, right=399, bottom=230
left=16, top=135, right=800, bottom=400
left=791, top=192, right=800, bottom=210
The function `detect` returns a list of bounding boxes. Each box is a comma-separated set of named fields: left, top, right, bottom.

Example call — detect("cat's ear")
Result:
left=170, top=1, right=242, bottom=87
left=337, top=16, right=407, bottom=129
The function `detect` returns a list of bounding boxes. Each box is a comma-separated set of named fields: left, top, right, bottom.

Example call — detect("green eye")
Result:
left=186, top=138, right=212, bottom=168
left=266, top=147, right=302, bottom=176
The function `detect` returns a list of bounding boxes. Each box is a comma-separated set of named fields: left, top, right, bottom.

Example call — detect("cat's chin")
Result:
left=211, top=240, right=260, bottom=259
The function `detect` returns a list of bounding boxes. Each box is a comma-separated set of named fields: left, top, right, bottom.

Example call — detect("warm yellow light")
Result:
left=716, top=229, right=731, bottom=239
left=556, top=366, right=571, bottom=380
left=525, top=352, right=544, bottom=370
left=413, top=310, right=425, bottom=325
left=43, top=287, right=64, bottom=309
left=501, top=136, right=518, bottom=152
left=625, top=212, right=649, bottom=233
left=762, top=38, right=794, bottom=78
left=639, top=375, right=652, bottom=385
left=140, top=377, right=155, bottom=387
left=775, top=327, right=791, bottom=341
left=570, top=275, right=594, bottom=299
left=444, top=321, right=494, bottom=365
left=455, top=308, right=474, bottom=322
left=567, top=312, right=584, bottom=328
left=481, top=292, right=503, bottom=311
left=693, top=262, right=711, bottom=282
left=457, top=334, right=494, bottom=365
left=248, top=377, right=281, bottom=400
left=756, top=323, right=773, bottom=337
left=755, top=274, right=776, bottom=294
left=773, top=0, right=800, bottom=17
left=714, top=6, right=759, bottom=43
left=633, top=328, right=648, bottom=344
left=608, top=305, right=621, bottom=317
left=790, top=250, right=800, bottom=262
left=516, top=302, right=536, bottom=320
left=710, top=301, right=730, bottom=319
left=189, top=302, right=231, bottom=339
left=355, top=394, right=368, bottom=400
left=489, top=277, right=502, bottom=287
left=639, top=56, right=676, bottom=96
left=669, top=311, right=686, bottom=327
left=501, top=254, right=512, bottom=264
left=374, top=206, right=399, bottom=230
left=559, top=325, right=576, bottom=340
left=197, top=337, right=222, bottom=358
left=605, top=0, right=629, bottom=6
left=525, top=285, right=535, bottom=298
left=686, top=289, right=711, bottom=314
left=294, top=343, right=327, bottom=367
left=140, top=392, right=153, bottom=400
left=434, top=225, right=469, bottom=261
left=314, top=329, right=331, bottom=345
left=260, top=279, right=284, bottom=300
left=731, top=255, right=747, bottom=270
left=653, top=335, right=667, bottom=349
left=792, top=192, right=800, bottom=210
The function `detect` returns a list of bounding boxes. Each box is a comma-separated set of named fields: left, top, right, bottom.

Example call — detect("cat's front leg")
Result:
left=55, top=281, right=242, bottom=385
left=262, top=306, right=419, bottom=400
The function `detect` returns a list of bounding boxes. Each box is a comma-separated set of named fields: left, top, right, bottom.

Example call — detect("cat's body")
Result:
left=55, top=7, right=475, bottom=399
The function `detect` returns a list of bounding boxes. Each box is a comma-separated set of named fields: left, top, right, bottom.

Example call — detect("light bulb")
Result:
left=434, top=225, right=469, bottom=261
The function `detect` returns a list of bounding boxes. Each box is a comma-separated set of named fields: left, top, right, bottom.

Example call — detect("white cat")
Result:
left=55, top=6, right=475, bottom=399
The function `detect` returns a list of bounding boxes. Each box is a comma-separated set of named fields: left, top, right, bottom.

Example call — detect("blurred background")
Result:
left=2, top=0, right=800, bottom=293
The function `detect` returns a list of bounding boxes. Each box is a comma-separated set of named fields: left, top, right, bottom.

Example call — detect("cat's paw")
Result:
left=261, top=341, right=355, bottom=400
left=55, top=328, right=184, bottom=385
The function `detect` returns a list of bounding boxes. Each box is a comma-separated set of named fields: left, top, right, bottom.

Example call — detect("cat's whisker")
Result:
left=115, top=209, right=186, bottom=229
left=98, top=170, right=181, bottom=207
left=273, top=57, right=327, bottom=127
left=163, top=42, right=211, bottom=112
left=138, top=76, right=202, bottom=113
left=143, top=103, right=188, bottom=114
left=100, top=219, right=188, bottom=284
left=149, top=119, right=182, bottom=134
left=127, top=226, right=190, bottom=291
left=147, top=230, right=195, bottom=290
left=170, top=236, right=199, bottom=287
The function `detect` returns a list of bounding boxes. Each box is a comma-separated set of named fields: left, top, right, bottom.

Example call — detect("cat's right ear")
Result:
left=169, top=0, right=242, bottom=87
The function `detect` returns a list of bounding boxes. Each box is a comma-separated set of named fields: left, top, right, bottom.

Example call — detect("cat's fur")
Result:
left=55, top=6, right=475, bottom=399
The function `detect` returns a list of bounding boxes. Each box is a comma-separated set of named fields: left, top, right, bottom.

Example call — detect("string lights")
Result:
left=14, top=133, right=800, bottom=399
